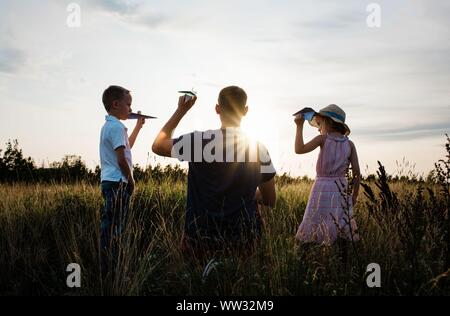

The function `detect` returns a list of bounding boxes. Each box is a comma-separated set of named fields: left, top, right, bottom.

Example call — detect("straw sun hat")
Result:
left=309, top=104, right=351, bottom=136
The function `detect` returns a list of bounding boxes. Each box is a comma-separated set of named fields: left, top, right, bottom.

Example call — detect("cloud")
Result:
left=357, top=121, right=449, bottom=141
left=0, top=48, right=25, bottom=74
left=297, top=11, right=363, bottom=30
left=91, top=0, right=168, bottom=29
left=290, top=1, right=366, bottom=33
left=136, top=14, right=167, bottom=28
left=93, top=0, right=139, bottom=15
left=251, top=38, right=292, bottom=43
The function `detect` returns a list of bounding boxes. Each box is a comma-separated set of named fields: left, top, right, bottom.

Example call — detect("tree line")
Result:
left=0, top=140, right=186, bottom=183
left=0, top=138, right=447, bottom=184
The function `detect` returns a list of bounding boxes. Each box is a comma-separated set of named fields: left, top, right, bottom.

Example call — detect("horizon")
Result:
left=0, top=136, right=445, bottom=181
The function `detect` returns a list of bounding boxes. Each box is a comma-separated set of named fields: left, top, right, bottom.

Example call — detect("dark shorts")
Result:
left=181, top=205, right=264, bottom=259
left=100, top=181, right=132, bottom=250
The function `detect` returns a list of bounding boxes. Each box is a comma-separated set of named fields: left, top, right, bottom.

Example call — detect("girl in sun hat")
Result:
left=293, top=104, right=360, bottom=248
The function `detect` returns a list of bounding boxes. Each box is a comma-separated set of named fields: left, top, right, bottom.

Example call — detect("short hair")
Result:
left=323, top=116, right=347, bottom=135
left=218, top=86, right=247, bottom=117
left=102, top=85, right=130, bottom=112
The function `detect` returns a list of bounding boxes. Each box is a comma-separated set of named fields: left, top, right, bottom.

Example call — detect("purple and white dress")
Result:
left=296, top=133, right=359, bottom=244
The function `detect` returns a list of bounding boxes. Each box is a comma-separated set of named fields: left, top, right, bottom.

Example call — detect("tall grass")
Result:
left=0, top=136, right=448, bottom=295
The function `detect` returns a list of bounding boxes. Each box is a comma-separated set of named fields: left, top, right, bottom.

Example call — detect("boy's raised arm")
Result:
left=129, top=111, right=145, bottom=149
left=152, top=96, right=197, bottom=157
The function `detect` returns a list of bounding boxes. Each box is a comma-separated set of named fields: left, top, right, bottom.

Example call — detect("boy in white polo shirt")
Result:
left=99, top=85, right=145, bottom=276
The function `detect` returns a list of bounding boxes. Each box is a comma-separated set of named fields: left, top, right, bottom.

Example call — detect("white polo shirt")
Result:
left=99, top=115, right=133, bottom=183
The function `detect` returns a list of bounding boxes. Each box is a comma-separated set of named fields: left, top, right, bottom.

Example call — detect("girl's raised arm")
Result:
left=294, top=117, right=325, bottom=154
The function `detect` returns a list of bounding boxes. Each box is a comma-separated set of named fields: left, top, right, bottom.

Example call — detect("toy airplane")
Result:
left=128, top=112, right=157, bottom=119
left=292, top=107, right=316, bottom=121
left=178, top=90, right=197, bottom=97
left=178, top=90, right=197, bottom=103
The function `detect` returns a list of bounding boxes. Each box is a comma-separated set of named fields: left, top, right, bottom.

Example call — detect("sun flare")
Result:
left=241, top=111, right=274, bottom=146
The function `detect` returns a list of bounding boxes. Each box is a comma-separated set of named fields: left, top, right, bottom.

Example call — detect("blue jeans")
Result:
left=100, top=181, right=131, bottom=275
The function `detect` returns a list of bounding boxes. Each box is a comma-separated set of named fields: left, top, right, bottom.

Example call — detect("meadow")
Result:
left=0, top=138, right=448, bottom=296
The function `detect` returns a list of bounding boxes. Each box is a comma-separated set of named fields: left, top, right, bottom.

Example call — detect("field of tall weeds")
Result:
left=0, top=136, right=448, bottom=296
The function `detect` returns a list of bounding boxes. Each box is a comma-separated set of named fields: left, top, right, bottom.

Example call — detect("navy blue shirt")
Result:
left=172, top=128, right=276, bottom=243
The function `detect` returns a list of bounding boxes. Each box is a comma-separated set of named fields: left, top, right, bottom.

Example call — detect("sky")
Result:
left=0, top=0, right=449, bottom=178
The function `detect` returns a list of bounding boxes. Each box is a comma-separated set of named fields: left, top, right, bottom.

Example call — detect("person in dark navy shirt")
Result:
left=152, top=86, right=276, bottom=255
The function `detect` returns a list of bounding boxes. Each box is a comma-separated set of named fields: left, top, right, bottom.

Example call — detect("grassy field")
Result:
left=0, top=159, right=448, bottom=296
